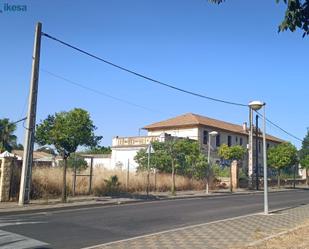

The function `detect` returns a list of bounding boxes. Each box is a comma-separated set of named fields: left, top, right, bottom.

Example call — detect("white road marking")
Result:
left=0, top=229, right=48, bottom=249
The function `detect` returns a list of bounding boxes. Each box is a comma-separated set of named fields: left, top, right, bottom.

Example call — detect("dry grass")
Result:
left=237, top=220, right=309, bottom=249
left=31, top=167, right=205, bottom=199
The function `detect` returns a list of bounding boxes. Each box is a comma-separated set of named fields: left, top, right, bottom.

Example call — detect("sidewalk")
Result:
left=0, top=187, right=300, bottom=215
left=83, top=203, right=309, bottom=249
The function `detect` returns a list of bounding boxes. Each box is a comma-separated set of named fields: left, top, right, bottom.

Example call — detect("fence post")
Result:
left=126, top=159, right=129, bottom=191
left=154, top=168, right=157, bottom=192
left=72, top=158, right=77, bottom=197
left=88, top=157, right=93, bottom=195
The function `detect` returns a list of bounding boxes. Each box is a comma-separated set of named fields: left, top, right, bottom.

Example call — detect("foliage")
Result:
left=189, top=154, right=209, bottom=180
left=212, top=164, right=230, bottom=177
left=36, top=108, right=102, bottom=158
left=218, top=144, right=246, bottom=161
left=300, top=154, right=309, bottom=169
left=59, top=155, right=88, bottom=171
left=103, top=175, right=121, bottom=196
left=0, top=118, right=17, bottom=152
left=267, top=142, right=298, bottom=170
left=209, top=0, right=309, bottom=37
left=135, top=138, right=205, bottom=195
left=299, top=129, right=309, bottom=169
left=268, top=142, right=298, bottom=188
left=134, top=139, right=203, bottom=176
left=83, top=145, right=111, bottom=154
left=35, top=108, right=102, bottom=202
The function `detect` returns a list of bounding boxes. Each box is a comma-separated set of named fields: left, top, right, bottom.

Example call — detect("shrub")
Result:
left=212, top=164, right=230, bottom=177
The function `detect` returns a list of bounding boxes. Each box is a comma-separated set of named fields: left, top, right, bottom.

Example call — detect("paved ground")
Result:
left=0, top=189, right=308, bottom=249
left=85, top=204, right=309, bottom=249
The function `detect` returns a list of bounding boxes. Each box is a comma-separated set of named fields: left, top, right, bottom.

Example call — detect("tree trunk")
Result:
left=277, top=168, right=281, bottom=189
left=62, top=157, right=67, bottom=203
left=171, top=160, right=176, bottom=196
left=230, top=164, right=233, bottom=192
left=306, top=169, right=309, bottom=186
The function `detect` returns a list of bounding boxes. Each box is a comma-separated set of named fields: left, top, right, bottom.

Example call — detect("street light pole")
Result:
left=206, top=131, right=218, bottom=194
left=255, top=114, right=259, bottom=190
left=249, top=101, right=268, bottom=215
left=248, top=107, right=254, bottom=189
left=262, top=104, right=269, bottom=214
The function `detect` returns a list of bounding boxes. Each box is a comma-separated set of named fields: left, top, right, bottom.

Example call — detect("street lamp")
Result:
left=249, top=100, right=268, bottom=215
left=206, top=131, right=218, bottom=194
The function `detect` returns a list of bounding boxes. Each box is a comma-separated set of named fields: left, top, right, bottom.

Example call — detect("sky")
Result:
left=0, top=0, right=308, bottom=149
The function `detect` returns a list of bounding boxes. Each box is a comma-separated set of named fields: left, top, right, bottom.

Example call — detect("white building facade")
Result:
left=110, top=113, right=283, bottom=173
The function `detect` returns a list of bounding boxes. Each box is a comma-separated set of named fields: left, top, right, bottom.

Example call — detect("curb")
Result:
left=0, top=188, right=305, bottom=216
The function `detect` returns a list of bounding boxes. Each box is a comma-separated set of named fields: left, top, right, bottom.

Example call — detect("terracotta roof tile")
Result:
left=143, top=113, right=284, bottom=143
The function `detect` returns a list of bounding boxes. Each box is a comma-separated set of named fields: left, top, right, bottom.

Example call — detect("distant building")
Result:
left=111, top=113, right=284, bottom=172
left=0, top=150, right=61, bottom=167
left=80, top=154, right=112, bottom=170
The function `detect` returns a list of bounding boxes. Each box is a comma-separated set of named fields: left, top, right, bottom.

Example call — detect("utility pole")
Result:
left=19, top=22, right=42, bottom=206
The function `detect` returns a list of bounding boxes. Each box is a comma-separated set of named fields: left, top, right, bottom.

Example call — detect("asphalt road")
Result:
left=1, top=189, right=309, bottom=249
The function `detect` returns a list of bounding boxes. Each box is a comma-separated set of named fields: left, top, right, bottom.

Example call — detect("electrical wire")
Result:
left=41, top=68, right=171, bottom=115
left=41, top=32, right=248, bottom=107
left=12, top=117, right=27, bottom=125
left=41, top=32, right=303, bottom=143
left=255, top=111, right=302, bottom=142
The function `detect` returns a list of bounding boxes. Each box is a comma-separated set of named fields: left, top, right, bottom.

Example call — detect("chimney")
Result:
left=242, top=122, right=247, bottom=132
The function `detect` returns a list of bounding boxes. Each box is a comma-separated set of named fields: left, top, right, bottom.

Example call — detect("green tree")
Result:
left=0, top=118, right=19, bottom=153
left=300, top=154, right=309, bottom=185
left=299, top=129, right=309, bottom=185
left=59, top=154, right=88, bottom=172
left=210, top=0, right=309, bottom=37
left=36, top=108, right=102, bottom=202
left=134, top=138, right=202, bottom=195
left=267, top=142, right=298, bottom=188
left=218, top=144, right=246, bottom=191
left=83, top=145, right=111, bottom=154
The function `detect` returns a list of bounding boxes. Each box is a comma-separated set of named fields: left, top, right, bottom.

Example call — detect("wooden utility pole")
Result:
left=19, top=22, right=42, bottom=205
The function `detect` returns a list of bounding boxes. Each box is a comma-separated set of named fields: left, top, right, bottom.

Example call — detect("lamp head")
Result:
left=249, top=100, right=265, bottom=111
left=209, top=131, right=218, bottom=136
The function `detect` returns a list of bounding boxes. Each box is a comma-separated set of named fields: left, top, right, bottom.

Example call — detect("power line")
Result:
left=12, top=117, right=27, bottom=125
left=256, top=111, right=302, bottom=142
left=41, top=32, right=247, bottom=107
left=41, top=68, right=171, bottom=115
left=41, top=32, right=302, bottom=143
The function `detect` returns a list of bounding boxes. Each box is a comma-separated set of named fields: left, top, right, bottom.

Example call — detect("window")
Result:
left=235, top=136, right=238, bottom=143
left=258, top=141, right=261, bottom=153
left=203, top=130, right=208, bottom=145
left=216, top=134, right=221, bottom=147
left=240, top=137, right=243, bottom=146
left=267, top=143, right=270, bottom=149
left=228, top=135, right=232, bottom=147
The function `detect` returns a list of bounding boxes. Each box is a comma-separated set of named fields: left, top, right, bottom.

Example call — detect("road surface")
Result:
left=0, top=189, right=309, bottom=249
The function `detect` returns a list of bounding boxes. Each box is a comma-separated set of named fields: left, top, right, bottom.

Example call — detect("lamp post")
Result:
left=255, top=114, right=259, bottom=190
left=249, top=101, right=268, bottom=215
left=206, top=131, right=218, bottom=194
